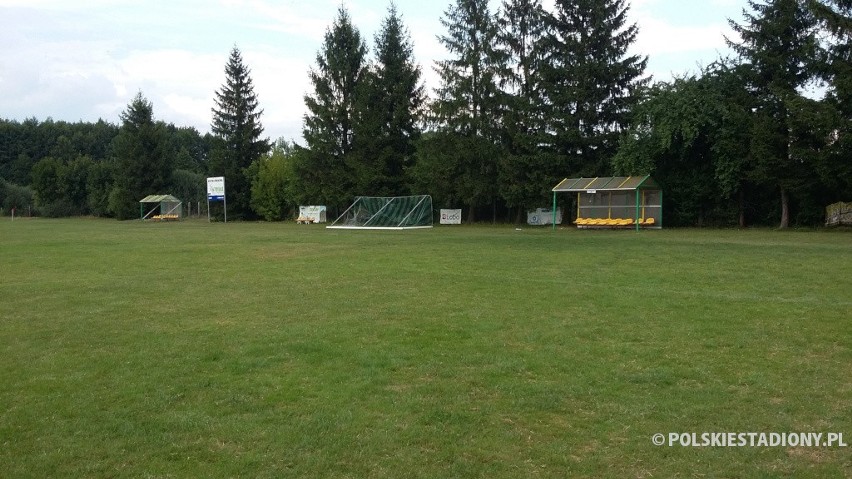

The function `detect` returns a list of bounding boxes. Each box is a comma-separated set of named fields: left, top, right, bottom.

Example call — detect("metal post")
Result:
left=552, top=192, right=557, bottom=231
left=576, top=192, right=580, bottom=220
left=608, top=191, right=612, bottom=219
left=635, top=190, right=640, bottom=231
left=224, top=195, right=227, bottom=223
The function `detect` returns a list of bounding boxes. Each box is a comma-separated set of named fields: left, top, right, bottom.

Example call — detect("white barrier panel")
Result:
left=527, top=208, right=562, bottom=226
left=299, top=205, right=327, bottom=223
left=440, top=209, right=462, bottom=224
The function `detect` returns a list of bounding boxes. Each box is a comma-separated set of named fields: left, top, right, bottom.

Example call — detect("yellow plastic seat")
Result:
left=645, top=217, right=655, bottom=225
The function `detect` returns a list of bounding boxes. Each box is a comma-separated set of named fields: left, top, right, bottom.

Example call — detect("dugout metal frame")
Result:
left=139, top=194, right=183, bottom=221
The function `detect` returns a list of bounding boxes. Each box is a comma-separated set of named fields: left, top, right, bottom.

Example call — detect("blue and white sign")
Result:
left=207, top=177, right=225, bottom=201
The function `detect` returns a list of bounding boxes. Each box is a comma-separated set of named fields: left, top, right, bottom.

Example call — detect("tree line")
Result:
left=0, top=115, right=210, bottom=218
left=1, top=0, right=849, bottom=226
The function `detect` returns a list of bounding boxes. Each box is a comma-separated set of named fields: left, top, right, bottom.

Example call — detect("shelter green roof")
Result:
left=552, top=176, right=659, bottom=192
left=139, top=194, right=181, bottom=203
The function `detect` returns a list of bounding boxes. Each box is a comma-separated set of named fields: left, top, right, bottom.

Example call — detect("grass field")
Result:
left=1, top=218, right=850, bottom=478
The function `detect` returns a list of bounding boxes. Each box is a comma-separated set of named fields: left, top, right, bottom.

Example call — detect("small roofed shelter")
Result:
left=139, top=194, right=183, bottom=221
left=551, top=176, right=662, bottom=230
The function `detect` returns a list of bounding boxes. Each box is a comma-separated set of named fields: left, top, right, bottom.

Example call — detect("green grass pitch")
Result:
left=1, top=219, right=849, bottom=477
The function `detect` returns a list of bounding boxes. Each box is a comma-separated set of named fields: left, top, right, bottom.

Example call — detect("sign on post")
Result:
left=206, top=176, right=226, bottom=222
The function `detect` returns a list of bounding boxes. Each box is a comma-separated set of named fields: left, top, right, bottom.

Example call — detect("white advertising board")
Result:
left=440, top=209, right=462, bottom=224
left=207, top=177, right=225, bottom=201
left=299, top=205, right=327, bottom=223
left=527, top=208, right=562, bottom=226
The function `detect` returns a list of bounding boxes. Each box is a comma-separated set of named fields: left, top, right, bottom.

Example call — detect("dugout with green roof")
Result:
left=139, top=194, right=183, bottom=221
left=551, top=176, right=662, bottom=230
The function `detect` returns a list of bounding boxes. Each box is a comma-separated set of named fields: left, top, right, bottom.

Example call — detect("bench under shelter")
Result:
left=551, top=176, right=662, bottom=230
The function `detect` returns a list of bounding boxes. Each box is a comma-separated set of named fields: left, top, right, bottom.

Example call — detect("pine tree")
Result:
left=352, top=3, right=425, bottom=196
left=728, top=0, right=819, bottom=227
left=809, top=0, right=852, bottom=202
left=210, top=46, right=271, bottom=219
left=495, top=0, right=550, bottom=219
left=539, top=0, right=647, bottom=177
left=431, top=0, right=504, bottom=221
left=110, top=92, right=170, bottom=219
left=301, top=6, right=368, bottom=208
left=434, top=0, right=503, bottom=137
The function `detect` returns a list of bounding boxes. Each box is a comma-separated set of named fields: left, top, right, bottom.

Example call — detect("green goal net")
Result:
left=327, top=195, right=433, bottom=230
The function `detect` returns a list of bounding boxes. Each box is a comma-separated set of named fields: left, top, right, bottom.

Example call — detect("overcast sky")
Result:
left=0, top=0, right=746, bottom=143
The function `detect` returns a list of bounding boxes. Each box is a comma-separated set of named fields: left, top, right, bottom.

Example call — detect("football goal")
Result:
left=327, top=195, right=433, bottom=230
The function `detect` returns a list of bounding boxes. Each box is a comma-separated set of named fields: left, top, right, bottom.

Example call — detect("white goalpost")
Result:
left=327, top=195, right=433, bottom=230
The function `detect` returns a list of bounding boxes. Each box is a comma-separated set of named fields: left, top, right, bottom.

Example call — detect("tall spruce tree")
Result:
left=728, top=0, right=819, bottom=227
left=495, top=0, right=550, bottom=220
left=431, top=0, right=504, bottom=221
left=540, top=0, right=647, bottom=177
left=110, top=92, right=170, bottom=219
left=301, top=6, right=368, bottom=208
left=809, top=0, right=852, bottom=202
left=352, top=3, right=424, bottom=196
left=210, top=46, right=271, bottom=219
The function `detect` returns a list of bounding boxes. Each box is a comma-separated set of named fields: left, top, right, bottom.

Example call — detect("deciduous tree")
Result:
left=728, top=0, right=820, bottom=227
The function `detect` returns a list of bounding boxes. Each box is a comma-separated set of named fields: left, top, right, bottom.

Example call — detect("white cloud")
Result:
left=633, top=16, right=733, bottom=55
left=0, top=0, right=749, bottom=141
left=242, top=50, right=314, bottom=141
left=628, top=0, right=743, bottom=80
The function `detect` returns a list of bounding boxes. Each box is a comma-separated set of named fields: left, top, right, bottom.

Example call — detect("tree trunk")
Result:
left=738, top=189, right=746, bottom=228
left=779, top=187, right=790, bottom=229
left=467, top=207, right=475, bottom=224
left=514, top=207, right=524, bottom=225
